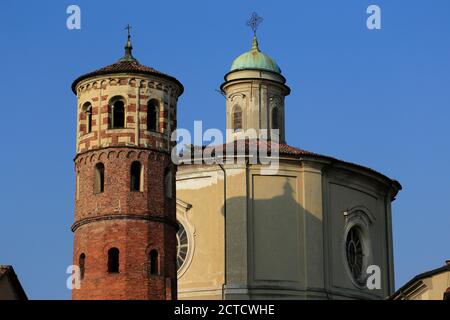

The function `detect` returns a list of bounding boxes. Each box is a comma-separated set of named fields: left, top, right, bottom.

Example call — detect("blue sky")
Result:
left=0, top=0, right=449, bottom=299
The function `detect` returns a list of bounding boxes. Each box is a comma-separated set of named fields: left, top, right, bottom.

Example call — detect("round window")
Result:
left=345, top=227, right=365, bottom=284
left=176, top=222, right=189, bottom=271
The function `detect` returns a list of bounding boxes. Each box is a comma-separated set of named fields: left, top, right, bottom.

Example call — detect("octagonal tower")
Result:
left=221, top=34, right=290, bottom=143
left=71, top=33, right=183, bottom=300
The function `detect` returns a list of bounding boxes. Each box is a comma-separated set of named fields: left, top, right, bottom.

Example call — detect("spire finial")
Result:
left=125, top=24, right=132, bottom=39
left=246, top=12, right=263, bottom=51
left=119, top=24, right=139, bottom=63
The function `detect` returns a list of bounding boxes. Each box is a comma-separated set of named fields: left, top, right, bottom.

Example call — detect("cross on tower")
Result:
left=120, top=23, right=138, bottom=63
left=125, top=24, right=132, bottom=38
left=246, top=12, right=263, bottom=34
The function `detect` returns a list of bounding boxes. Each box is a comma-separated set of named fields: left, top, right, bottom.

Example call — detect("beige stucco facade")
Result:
left=176, top=166, right=225, bottom=299
left=176, top=156, right=399, bottom=300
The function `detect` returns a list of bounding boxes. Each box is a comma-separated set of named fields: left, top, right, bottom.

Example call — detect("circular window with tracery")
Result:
left=345, top=227, right=364, bottom=284
left=176, top=222, right=189, bottom=271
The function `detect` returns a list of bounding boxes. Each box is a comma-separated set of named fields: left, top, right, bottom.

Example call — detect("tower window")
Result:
left=82, top=102, right=93, bottom=134
left=272, top=107, right=279, bottom=130
left=107, top=248, right=120, bottom=273
left=94, top=163, right=105, bottom=194
left=165, top=168, right=173, bottom=199
left=149, top=250, right=159, bottom=276
left=76, top=171, right=80, bottom=200
left=232, top=105, right=242, bottom=131
left=130, top=161, right=143, bottom=192
left=147, top=100, right=160, bottom=132
left=79, top=253, right=86, bottom=280
left=87, top=111, right=92, bottom=133
left=110, top=99, right=125, bottom=129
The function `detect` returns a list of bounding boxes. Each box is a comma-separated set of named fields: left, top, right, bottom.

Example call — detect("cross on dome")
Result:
left=246, top=12, right=263, bottom=34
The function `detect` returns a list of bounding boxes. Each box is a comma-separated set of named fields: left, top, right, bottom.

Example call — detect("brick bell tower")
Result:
left=71, top=30, right=183, bottom=300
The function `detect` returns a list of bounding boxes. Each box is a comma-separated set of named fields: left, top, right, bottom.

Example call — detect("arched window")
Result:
left=108, top=248, right=120, bottom=273
left=79, top=253, right=86, bottom=280
left=149, top=250, right=159, bottom=276
left=272, top=107, right=279, bottom=130
left=110, top=99, right=125, bottom=129
left=130, top=161, right=142, bottom=192
left=147, top=100, right=159, bottom=132
left=82, top=102, right=93, bottom=134
left=94, top=163, right=105, bottom=194
left=232, top=105, right=242, bottom=131
left=87, top=110, right=92, bottom=133
left=176, top=222, right=189, bottom=272
left=76, top=171, right=80, bottom=200
left=345, top=227, right=364, bottom=284
left=165, top=168, right=173, bottom=199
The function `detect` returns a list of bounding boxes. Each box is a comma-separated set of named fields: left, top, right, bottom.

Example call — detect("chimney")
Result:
left=445, top=260, right=450, bottom=266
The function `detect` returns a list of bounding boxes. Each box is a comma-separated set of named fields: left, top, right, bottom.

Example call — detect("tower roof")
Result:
left=182, top=139, right=402, bottom=199
left=0, top=265, right=28, bottom=300
left=72, top=31, right=183, bottom=95
left=230, top=34, right=282, bottom=74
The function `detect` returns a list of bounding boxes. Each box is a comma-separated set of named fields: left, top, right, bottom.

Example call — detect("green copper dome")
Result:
left=230, top=35, right=281, bottom=74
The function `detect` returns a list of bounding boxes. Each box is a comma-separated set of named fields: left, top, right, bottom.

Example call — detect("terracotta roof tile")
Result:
left=199, top=139, right=336, bottom=159
left=183, top=139, right=401, bottom=192
left=72, top=60, right=183, bottom=94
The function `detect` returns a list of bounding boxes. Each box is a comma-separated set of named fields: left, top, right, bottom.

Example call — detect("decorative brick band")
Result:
left=71, top=214, right=179, bottom=232
left=74, top=145, right=170, bottom=162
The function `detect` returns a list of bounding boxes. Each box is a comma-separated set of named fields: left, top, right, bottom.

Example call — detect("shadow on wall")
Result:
left=219, top=178, right=384, bottom=300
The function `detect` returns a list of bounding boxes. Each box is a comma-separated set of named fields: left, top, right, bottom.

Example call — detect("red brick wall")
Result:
left=72, top=147, right=177, bottom=300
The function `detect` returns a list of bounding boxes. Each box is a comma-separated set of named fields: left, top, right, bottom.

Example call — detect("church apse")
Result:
left=177, top=158, right=399, bottom=300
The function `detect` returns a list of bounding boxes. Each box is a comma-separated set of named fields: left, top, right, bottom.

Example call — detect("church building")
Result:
left=175, top=22, right=401, bottom=300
